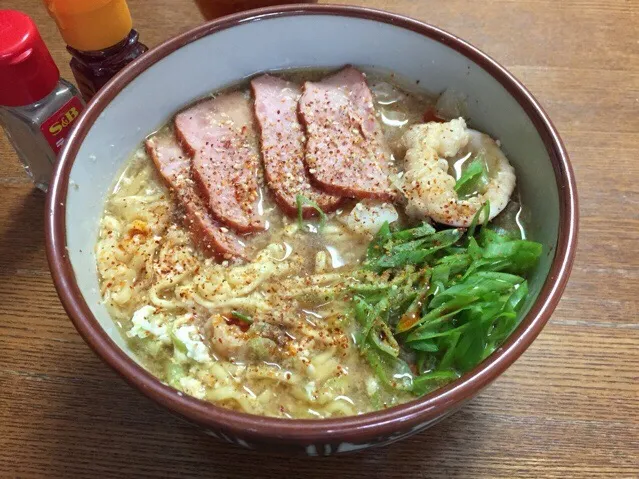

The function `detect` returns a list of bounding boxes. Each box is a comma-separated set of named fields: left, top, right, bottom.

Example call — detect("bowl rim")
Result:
left=45, top=4, right=578, bottom=445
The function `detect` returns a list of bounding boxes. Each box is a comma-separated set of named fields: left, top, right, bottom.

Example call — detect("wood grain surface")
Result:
left=1, top=1, right=637, bottom=477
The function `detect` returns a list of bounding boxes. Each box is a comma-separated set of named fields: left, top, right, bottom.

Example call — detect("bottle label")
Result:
left=40, top=96, right=85, bottom=155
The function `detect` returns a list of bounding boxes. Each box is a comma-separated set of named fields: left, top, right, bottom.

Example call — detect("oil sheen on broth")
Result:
left=96, top=68, right=527, bottom=418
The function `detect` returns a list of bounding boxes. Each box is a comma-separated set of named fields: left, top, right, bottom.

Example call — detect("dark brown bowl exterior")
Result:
left=45, top=5, right=578, bottom=455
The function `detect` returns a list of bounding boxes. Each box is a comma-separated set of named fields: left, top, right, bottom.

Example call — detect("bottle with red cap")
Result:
left=0, top=10, right=85, bottom=191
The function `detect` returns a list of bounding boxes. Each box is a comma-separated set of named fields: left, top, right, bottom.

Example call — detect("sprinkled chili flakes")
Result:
left=97, top=67, right=524, bottom=419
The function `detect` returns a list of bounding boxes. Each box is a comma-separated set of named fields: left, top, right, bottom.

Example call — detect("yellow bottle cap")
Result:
left=44, top=0, right=133, bottom=52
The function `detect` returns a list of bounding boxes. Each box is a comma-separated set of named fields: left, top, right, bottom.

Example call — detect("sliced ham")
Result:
left=145, top=132, right=246, bottom=260
left=174, top=92, right=264, bottom=233
left=251, top=74, right=343, bottom=217
left=298, top=66, right=396, bottom=201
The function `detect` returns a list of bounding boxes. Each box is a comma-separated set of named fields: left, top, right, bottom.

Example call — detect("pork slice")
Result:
left=145, top=133, right=246, bottom=260
left=251, top=74, right=343, bottom=217
left=174, top=91, right=264, bottom=233
left=298, top=66, right=396, bottom=201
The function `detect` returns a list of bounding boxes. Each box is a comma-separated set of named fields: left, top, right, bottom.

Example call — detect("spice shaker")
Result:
left=44, top=0, right=148, bottom=102
left=0, top=10, right=85, bottom=192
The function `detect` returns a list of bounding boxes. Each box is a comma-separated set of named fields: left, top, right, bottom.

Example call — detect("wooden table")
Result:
left=1, top=1, right=637, bottom=477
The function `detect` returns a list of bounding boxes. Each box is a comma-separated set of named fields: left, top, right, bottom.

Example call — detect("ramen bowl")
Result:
left=45, top=5, right=577, bottom=455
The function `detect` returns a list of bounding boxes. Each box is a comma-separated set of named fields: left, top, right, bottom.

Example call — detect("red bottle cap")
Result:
left=0, top=10, right=60, bottom=107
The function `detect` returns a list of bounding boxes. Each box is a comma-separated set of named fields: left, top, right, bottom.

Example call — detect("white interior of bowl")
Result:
left=65, top=14, right=559, bottom=358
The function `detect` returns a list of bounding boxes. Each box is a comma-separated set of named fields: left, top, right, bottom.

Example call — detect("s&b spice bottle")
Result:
left=0, top=10, right=85, bottom=191
left=44, top=0, right=148, bottom=102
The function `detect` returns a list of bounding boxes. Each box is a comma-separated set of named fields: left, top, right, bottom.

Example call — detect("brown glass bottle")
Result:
left=195, top=0, right=317, bottom=20
left=45, top=0, right=147, bottom=102
left=68, top=30, right=148, bottom=101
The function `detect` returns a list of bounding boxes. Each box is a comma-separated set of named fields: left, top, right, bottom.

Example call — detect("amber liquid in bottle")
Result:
left=68, top=30, right=148, bottom=102
left=195, top=0, right=317, bottom=19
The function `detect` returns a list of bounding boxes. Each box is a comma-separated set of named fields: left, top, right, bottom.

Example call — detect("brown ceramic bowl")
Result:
left=45, top=5, right=578, bottom=455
